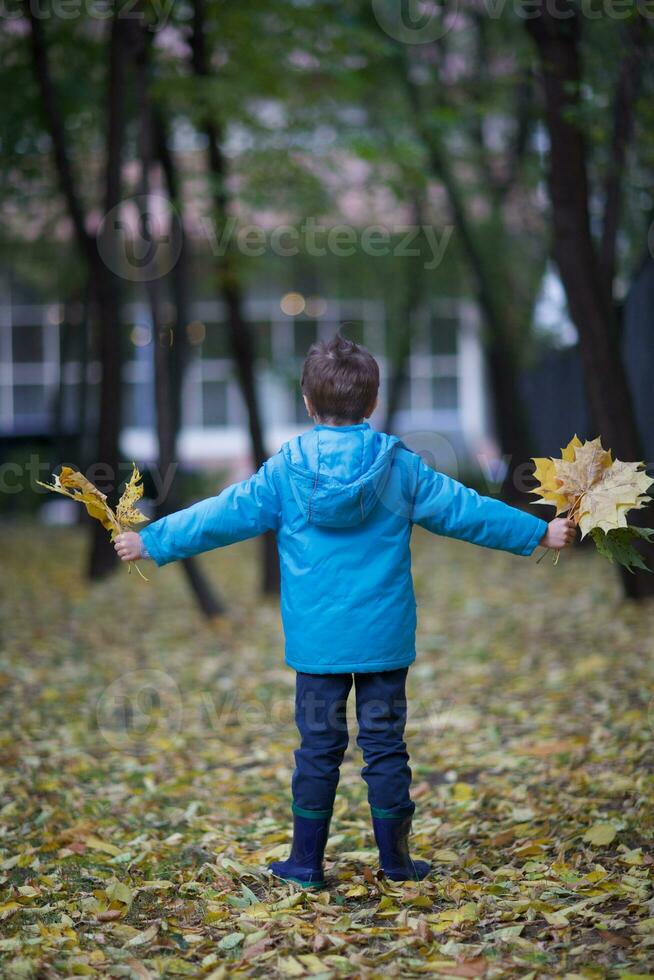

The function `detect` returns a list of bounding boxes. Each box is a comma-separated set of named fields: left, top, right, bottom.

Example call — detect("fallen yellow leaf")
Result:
left=583, top=824, right=617, bottom=847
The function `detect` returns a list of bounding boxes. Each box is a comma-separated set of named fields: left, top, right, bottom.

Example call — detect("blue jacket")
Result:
left=140, top=423, right=547, bottom=674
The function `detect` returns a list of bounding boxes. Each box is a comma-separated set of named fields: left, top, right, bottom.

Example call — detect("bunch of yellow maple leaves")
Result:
left=532, top=436, right=654, bottom=572
left=37, top=464, right=149, bottom=578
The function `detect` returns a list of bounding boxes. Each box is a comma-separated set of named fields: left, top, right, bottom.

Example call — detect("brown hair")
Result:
left=300, top=333, right=380, bottom=423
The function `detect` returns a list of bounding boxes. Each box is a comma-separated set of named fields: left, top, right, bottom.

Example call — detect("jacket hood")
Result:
left=281, top=423, right=402, bottom=528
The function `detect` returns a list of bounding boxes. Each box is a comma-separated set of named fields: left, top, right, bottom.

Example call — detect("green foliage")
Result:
left=2, top=0, right=651, bottom=331
left=591, top=526, right=654, bottom=574
left=237, top=149, right=333, bottom=219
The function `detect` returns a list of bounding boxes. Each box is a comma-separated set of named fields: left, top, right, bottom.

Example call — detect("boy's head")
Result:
left=301, top=333, right=379, bottom=424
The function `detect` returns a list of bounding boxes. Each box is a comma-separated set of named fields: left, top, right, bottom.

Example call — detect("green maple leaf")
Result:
left=590, top=527, right=654, bottom=574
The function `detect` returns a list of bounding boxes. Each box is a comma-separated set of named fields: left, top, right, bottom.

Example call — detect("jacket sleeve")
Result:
left=411, top=456, right=547, bottom=556
left=138, top=457, right=281, bottom=567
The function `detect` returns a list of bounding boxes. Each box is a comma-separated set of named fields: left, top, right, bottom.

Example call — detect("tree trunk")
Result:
left=153, top=112, right=188, bottom=452
left=398, top=63, right=534, bottom=498
left=598, top=16, right=648, bottom=298
left=76, top=281, right=93, bottom=470
left=383, top=202, right=426, bottom=433
left=23, top=1, right=128, bottom=580
left=190, top=0, right=279, bottom=595
left=135, top=32, right=224, bottom=617
left=51, top=299, right=73, bottom=463
left=423, top=138, right=533, bottom=499
left=88, top=12, right=132, bottom=579
left=88, top=269, right=124, bottom=578
left=383, top=307, right=415, bottom=435
left=527, top=5, right=654, bottom=598
left=222, top=278, right=280, bottom=594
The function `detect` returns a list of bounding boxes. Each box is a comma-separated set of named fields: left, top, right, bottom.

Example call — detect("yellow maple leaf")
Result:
left=116, top=463, right=148, bottom=528
left=562, top=434, right=584, bottom=462
left=576, top=459, right=653, bottom=537
left=555, top=437, right=613, bottom=517
left=531, top=435, right=583, bottom=514
left=531, top=456, right=568, bottom=514
left=37, top=466, right=120, bottom=536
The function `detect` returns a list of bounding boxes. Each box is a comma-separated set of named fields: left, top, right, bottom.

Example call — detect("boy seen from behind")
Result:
left=115, top=334, right=574, bottom=887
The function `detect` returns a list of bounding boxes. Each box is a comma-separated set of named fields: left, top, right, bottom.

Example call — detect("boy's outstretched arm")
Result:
left=411, top=455, right=574, bottom=556
left=114, top=457, right=281, bottom=566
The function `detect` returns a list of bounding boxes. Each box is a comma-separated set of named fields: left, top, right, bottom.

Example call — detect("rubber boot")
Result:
left=372, top=810, right=430, bottom=882
left=269, top=805, right=331, bottom=888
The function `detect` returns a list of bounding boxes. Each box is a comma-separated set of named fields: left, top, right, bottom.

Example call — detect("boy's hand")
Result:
left=114, top=531, right=143, bottom=562
left=540, top=517, right=576, bottom=550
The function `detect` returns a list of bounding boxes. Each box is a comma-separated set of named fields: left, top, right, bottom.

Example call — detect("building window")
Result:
left=428, top=315, right=458, bottom=355
left=294, top=385, right=310, bottom=425
left=431, top=376, right=458, bottom=411
left=339, top=320, right=364, bottom=345
left=201, top=321, right=230, bottom=360
left=61, top=382, right=81, bottom=430
left=396, top=379, right=412, bottom=412
left=14, top=383, right=48, bottom=417
left=123, top=380, right=155, bottom=429
left=293, top=320, right=318, bottom=358
left=253, top=322, right=273, bottom=362
left=12, top=324, right=44, bottom=363
left=202, top=379, right=229, bottom=426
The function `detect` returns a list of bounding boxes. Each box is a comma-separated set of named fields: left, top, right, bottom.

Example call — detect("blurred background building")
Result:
left=4, top=255, right=653, bottom=483
left=0, top=279, right=487, bottom=471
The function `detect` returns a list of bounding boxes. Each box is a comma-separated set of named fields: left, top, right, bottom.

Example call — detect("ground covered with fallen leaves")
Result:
left=1, top=524, right=653, bottom=978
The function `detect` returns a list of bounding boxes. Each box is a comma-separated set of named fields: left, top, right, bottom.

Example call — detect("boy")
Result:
left=115, top=334, right=574, bottom=887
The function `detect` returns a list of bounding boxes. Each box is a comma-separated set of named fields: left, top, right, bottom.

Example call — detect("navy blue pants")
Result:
left=291, top=668, right=414, bottom=818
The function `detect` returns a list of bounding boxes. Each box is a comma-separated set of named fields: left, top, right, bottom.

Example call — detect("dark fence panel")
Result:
left=623, top=256, right=654, bottom=468
left=521, top=346, right=592, bottom=458
left=521, top=257, right=654, bottom=464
